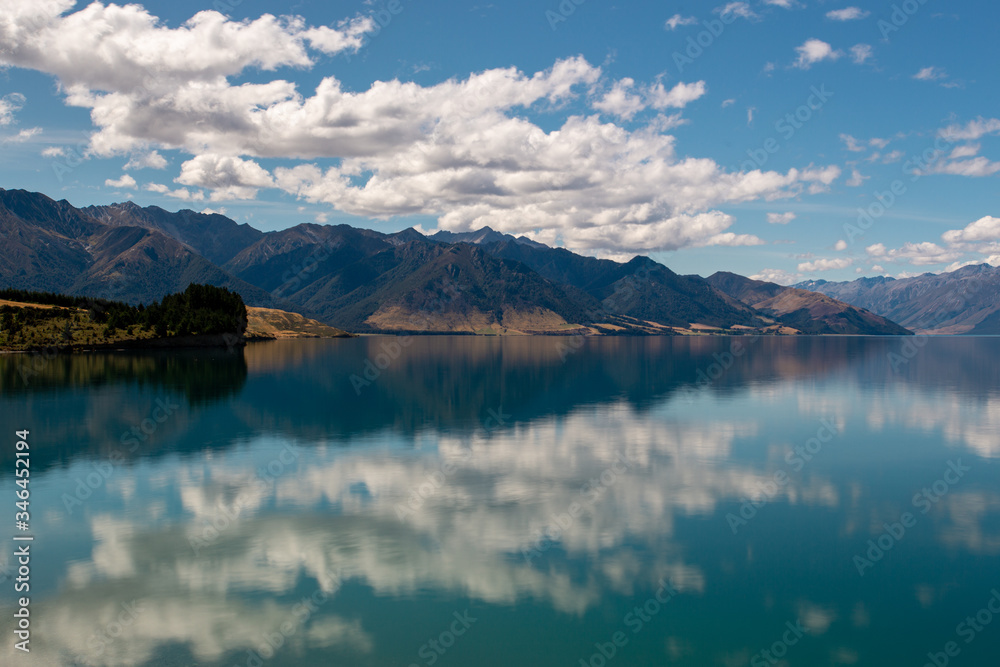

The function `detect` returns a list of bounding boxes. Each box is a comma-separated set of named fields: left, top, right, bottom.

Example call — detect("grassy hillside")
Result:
left=245, top=307, right=351, bottom=339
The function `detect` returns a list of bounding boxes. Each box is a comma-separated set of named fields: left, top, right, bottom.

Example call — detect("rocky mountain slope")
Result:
left=708, top=272, right=912, bottom=335
left=796, top=264, right=1000, bottom=334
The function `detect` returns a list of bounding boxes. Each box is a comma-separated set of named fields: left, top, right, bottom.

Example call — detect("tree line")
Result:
left=0, top=284, right=247, bottom=338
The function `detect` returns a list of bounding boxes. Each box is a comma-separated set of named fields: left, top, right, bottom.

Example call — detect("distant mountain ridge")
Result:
left=707, top=272, right=911, bottom=336
left=796, top=264, right=1000, bottom=334
left=0, top=188, right=916, bottom=335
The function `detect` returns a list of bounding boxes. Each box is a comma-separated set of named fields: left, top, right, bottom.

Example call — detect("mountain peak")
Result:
left=429, top=226, right=546, bottom=248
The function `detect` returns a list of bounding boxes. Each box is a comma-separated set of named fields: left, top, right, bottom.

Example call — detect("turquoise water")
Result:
left=1, top=336, right=999, bottom=666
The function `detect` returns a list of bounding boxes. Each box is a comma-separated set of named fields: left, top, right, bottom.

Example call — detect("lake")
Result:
left=1, top=336, right=999, bottom=666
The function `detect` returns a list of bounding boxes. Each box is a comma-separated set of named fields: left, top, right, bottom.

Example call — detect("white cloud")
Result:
left=125, top=151, right=168, bottom=170
left=145, top=183, right=205, bottom=201
left=798, top=257, right=853, bottom=272
left=702, top=232, right=765, bottom=247
left=850, top=44, right=873, bottom=64
left=826, top=8, right=870, bottom=21
left=869, top=138, right=889, bottom=149
left=176, top=154, right=274, bottom=201
left=763, top=0, right=796, bottom=8
left=939, top=117, right=1000, bottom=142
left=2, top=126, right=41, bottom=142
left=0, top=2, right=844, bottom=257
left=41, top=146, right=65, bottom=157
left=721, top=98, right=735, bottom=108
left=593, top=79, right=645, bottom=120
left=767, top=212, right=796, bottom=225
left=302, top=16, right=376, bottom=54
left=942, top=216, right=1000, bottom=244
left=105, top=174, right=137, bottom=189
left=840, top=134, right=865, bottom=152
left=949, top=144, right=981, bottom=160
left=866, top=243, right=886, bottom=257
left=927, top=157, right=1000, bottom=177
left=834, top=240, right=848, bottom=251
left=879, top=150, right=905, bottom=164
left=914, top=66, right=947, bottom=81
left=846, top=168, right=868, bottom=187
left=715, top=3, right=757, bottom=20
left=794, top=39, right=842, bottom=69
left=0, top=92, right=25, bottom=125
left=749, top=268, right=800, bottom=285
left=867, top=241, right=962, bottom=266
left=665, top=14, right=697, bottom=30
left=646, top=80, right=708, bottom=110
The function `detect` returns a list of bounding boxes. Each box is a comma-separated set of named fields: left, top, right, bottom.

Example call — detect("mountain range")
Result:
left=797, top=264, right=1000, bottom=335
left=0, top=188, right=920, bottom=336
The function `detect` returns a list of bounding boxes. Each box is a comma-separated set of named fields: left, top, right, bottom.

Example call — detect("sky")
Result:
left=0, top=0, right=998, bottom=284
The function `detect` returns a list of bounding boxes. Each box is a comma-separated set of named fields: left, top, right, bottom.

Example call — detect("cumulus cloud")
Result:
left=145, top=182, right=205, bottom=201
left=176, top=154, right=275, bottom=201
left=764, top=0, right=796, bottom=8
left=702, top=232, right=765, bottom=247
left=826, top=8, right=870, bottom=21
left=794, top=39, right=842, bottom=69
left=646, top=80, right=708, bottom=110
left=124, top=150, right=168, bottom=170
left=942, top=216, right=1000, bottom=244
left=798, top=257, right=853, bottom=272
left=834, top=239, right=848, bottom=251
left=105, top=174, right=137, bottom=189
left=749, top=268, right=800, bottom=285
left=0, top=1, right=844, bottom=257
left=866, top=241, right=962, bottom=266
left=767, top=212, right=796, bottom=225
left=593, top=78, right=645, bottom=120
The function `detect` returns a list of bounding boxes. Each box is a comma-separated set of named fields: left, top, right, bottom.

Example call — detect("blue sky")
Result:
left=1, top=0, right=998, bottom=283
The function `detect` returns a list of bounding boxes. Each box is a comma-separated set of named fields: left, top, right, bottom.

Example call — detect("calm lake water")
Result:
left=1, top=336, right=999, bottom=666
